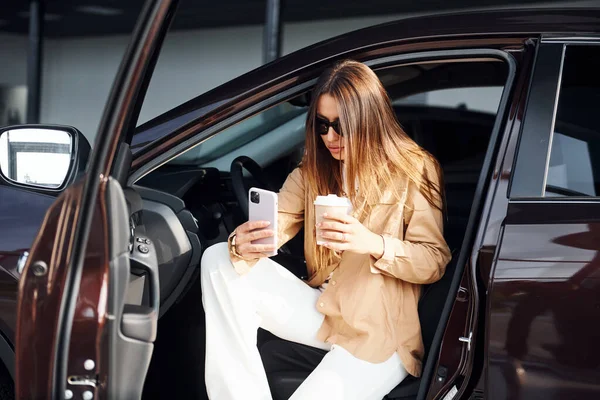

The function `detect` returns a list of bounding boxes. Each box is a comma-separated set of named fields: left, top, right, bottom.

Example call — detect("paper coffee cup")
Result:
left=314, top=194, right=352, bottom=245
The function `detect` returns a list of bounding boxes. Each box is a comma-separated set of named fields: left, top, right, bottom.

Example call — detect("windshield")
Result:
left=170, top=101, right=307, bottom=167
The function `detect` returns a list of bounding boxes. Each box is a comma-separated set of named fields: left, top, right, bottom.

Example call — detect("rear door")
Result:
left=486, top=40, right=600, bottom=399
left=15, top=1, right=178, bottom=399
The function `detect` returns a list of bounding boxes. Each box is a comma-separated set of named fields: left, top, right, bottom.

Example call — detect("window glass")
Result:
left=399, top=87, right=503, bottom=114
left=545, top=46, right=600, bottom=197
left=166, top=59, right=507, bottom=172
left=383, top=60, right=506, bottom=167
left=169, top=101, right=307, bottom=170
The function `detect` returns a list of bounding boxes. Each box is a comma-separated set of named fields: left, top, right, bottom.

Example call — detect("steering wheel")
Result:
left=230, top=156, right=276, bottom=220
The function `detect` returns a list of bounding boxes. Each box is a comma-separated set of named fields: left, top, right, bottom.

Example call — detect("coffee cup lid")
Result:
left=314, top=194, right=352, bottom=207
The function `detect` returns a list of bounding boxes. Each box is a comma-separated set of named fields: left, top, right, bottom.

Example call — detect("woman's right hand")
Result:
left=233, top=220, right=276, bottom=259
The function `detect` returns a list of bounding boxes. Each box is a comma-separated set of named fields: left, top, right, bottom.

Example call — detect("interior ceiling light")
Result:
left=76, top=5, right=123, bottom=16
left=17, top=12, right=62, bottom=21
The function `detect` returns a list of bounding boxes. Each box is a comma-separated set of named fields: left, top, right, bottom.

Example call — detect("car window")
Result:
left=170, top=101, right=307, bottom=169
left=382, top=60, right=505, bottom=168
left=545, top=45, right=600, bottom=197
left=398, top=87, right=503, bottom=114
left=166, top=59, right=506, bottom=171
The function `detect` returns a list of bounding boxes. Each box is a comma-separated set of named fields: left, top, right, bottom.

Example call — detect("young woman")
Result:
left=200, top=60, right=451, bottom=400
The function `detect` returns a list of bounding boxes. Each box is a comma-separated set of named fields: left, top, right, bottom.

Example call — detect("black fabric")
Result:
left=261, top=339, right=328, bottom=375
left=386, top=376, right=420, bottom=400
left=259, top=339, right=425, bottom=399
left=260, top=340, right=328, bottom=400
left=269, top=252, right=308, bottom=280
left=259, top=339, right=421, bottom=400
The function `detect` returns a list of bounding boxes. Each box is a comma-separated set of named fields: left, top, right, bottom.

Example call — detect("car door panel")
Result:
left=16, top=179, right=87, bottom=398
left=488, top=202, right=600, bottom=399
left=486, top=41, right=600, bottom=399
left=106, top=177, right=159, bottom=399
left=16, top=0, right=178, bottom=398
left=16, top=177, right=154, bottom=400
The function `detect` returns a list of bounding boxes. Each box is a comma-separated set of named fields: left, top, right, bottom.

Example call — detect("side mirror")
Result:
left=0, top=124, right=90, bottom=193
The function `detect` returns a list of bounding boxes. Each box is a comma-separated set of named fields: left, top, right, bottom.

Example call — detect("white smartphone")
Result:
left=248, top=187, right=278, bottom=257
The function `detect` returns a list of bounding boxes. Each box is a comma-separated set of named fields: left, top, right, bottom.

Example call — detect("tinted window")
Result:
left=546, top=46, right=600, bottom=197
left=165, top=60, right=507, bottom=171
left=168, top=102, right=307, bottom=169
left=382, top=60, right=506, bottom=167
left=399, top=87, right=503, bottom=114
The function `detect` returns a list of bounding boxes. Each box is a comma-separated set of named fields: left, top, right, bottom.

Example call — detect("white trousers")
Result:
left=200, top=242, right=408, bottom=400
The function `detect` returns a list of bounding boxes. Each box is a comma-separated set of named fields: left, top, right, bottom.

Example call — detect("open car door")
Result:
left=15, top=0, right=177, bottom=398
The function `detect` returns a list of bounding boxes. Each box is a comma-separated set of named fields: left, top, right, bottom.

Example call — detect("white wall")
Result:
left=38, top=15, right=407, bottom=142
left=0, top=85, right=27, bottom=125
left=283, top=15, right=406, bottom=54
left=138, top=25, right=263, bottom=128
left=0, top=34, right=29, bottom=86
left=139, top=14, right=408, bottom=128
left=41, top=35, right=129, bottom=141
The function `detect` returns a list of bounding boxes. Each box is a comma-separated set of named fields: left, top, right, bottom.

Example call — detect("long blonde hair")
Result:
left=302, top=60, right=444, bottom=269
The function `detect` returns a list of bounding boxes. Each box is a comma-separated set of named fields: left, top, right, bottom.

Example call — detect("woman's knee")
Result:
left=200, top=242, right=231, bottom=280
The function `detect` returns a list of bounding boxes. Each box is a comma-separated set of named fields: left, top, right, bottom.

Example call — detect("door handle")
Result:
left=130, top=236, right=160, bottom=314
left=125, top=235, right=160, bottom=342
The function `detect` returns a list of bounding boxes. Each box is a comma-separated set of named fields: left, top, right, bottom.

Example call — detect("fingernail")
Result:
left=323, top=213, right=328, bottom=217
left=264, top=221, right=271, bottom=226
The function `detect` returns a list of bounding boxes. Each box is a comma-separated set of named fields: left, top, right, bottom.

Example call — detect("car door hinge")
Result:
left=436, top=365, right=448, bottom=383
left=459, top=331, right=473, bottom=351
left=457, top=286, right=469, bottom=302
left=67, top=375, right=97, bottom=387
left=17, top=251, right=29, bottom=274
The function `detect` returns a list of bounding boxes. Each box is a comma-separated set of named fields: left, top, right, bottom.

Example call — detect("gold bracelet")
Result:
left=230, top=231, right=244, bottom=258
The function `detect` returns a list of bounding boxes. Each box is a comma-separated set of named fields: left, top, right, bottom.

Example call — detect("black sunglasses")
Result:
left=315, top=116, right=343, bottom=136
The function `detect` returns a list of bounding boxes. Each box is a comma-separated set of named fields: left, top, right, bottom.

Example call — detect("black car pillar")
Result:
left=263, top=0, right=283, bottom=64
left=26, top=0, right=44, bottom=124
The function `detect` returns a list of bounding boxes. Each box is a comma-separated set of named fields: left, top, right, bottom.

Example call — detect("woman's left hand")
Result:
left=317, top=213, right=384, bottom=258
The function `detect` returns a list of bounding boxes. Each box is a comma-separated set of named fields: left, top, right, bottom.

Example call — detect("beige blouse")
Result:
left=228, top=161, right=451, bottom=377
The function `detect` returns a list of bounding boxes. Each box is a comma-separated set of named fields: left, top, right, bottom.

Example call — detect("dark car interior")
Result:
left=124, top=58, right=509, bottom=399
